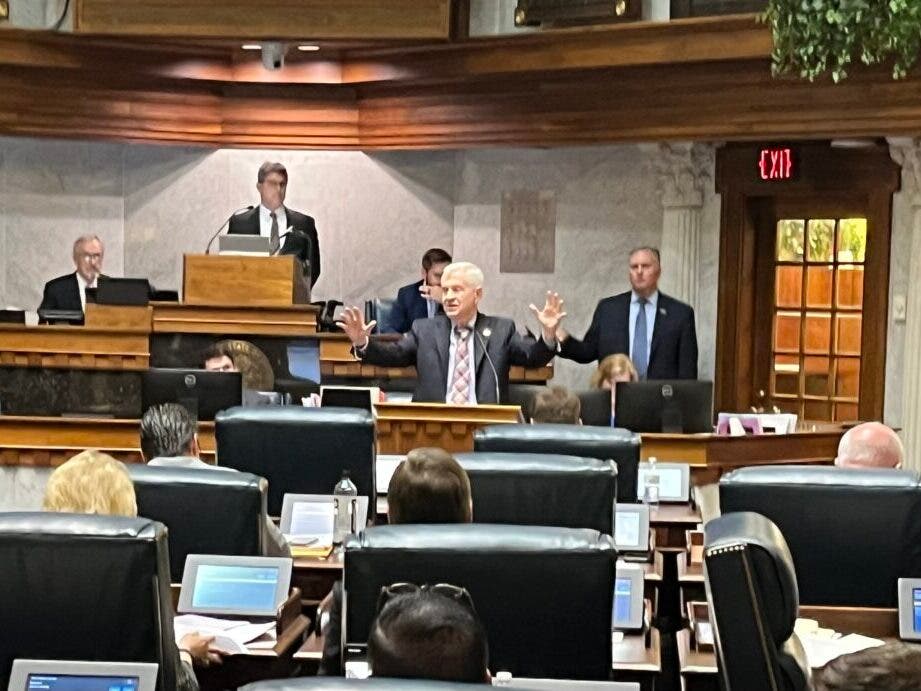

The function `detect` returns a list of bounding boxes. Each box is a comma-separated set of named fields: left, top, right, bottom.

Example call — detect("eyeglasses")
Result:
left=376, top=582, right=476, bottom=615
left=77, top=253, right=103, bottom=261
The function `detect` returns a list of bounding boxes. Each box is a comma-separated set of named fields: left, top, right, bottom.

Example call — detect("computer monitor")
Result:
left=279, top=493, right=370, bottom=545
left=635, top=462, right=691, bottom=503
left=898, top=578, right=921, bottom=640
left=578, top=389, right=613, bottom=427
left=614, top=503, right=650, bottom=555
left=320, top=386, right=377, bottom=413
left=8, top=660, right=158, bottom=691
left=141, top=368, right=242, bottom=421
left=178, top=554, right=293, bottom=618
left=614, top=380, right=713, bottom=434
left=96, top=277, right=150, bottom=306
left=0, top=309, right=25, bottom=324
left=611, top=563, right=645, bottom=632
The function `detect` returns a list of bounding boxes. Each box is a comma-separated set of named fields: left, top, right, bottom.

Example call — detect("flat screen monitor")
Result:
left=611, top=564, right=645, bottom=632
left=0, top=309, right=25, bottom=324
left=142, top=368, right=242, bottom=421
left=279, top=494, right=370, bottom=545
left=614, top=380, right=713, bottom=434
left=178, top=554, right=292, bottom=618
left=8, top=660, right=158, bottom=691
left=96, top=277, right=150, bottom=307
left=634, top=462, right=691, bottom=503
left=578, top=389, right=613, bottom=427
left=320, top=386, right=377, bottom=413
left=898, top=578, right=921, bottom=640
left=614, top=503, right=650, bottom=554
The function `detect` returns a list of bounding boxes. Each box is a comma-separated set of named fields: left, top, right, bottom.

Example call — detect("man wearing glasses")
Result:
left=38, top=235, right=105, bottom=315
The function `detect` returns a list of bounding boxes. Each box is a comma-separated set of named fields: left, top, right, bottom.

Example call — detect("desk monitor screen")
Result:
left=611, top=564, right=644, bottom=632
left=280, top=494, right=369, bottom=544
left=614, top=503, right=650, bottom=553
left=8, top=660, right=158, bottom=691
left=142, top=368, right=242, bottom=422
left=635, top=462, right=691, bottom=503
left=897, top=578, right=921, bottom=640
left=614, top=381, right=713, bottom=434
left=320, top=386, right=377, bottom=413
left=178, top=554, right=292, bottom=618
left=96, top=277, right=150, bottom=307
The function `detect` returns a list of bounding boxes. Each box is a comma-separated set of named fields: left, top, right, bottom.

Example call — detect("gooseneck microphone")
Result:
left=204, top=205, right=255, bottom=254
left=475, top=327, right=501, bottom=405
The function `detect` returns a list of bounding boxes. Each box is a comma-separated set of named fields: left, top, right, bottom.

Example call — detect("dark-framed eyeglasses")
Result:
left=376, top=582, right=476, bottom=615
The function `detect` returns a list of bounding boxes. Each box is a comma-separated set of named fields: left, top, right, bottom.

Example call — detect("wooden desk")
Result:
left=650, top=503, right=702, bottom=549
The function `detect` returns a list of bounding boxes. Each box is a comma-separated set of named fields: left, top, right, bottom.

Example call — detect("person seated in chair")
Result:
left=43, top=450, right=219, bottom=691
left=816, top=641, right=921, bottom=690
left=140, top=403, right=289, bottom=557
left=589, top=353, right=638, bottom=426
left=530, top=385, right=582, bottom=425
left=368, top=585, right=490, bottom=684
left=319, top=447, right=473, bottom=674
left=38, top=235, right=105, bottom=316
left=834, top=421, right=904, bottom=469
left=385, top=248, right=452, bottom=334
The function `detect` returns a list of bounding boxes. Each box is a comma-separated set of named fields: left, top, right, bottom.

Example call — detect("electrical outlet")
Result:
left=894, top=294, right=907, bottom=323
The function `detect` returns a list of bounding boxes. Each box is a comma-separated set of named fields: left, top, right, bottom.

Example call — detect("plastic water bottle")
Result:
left=333, top=469, right=358, bottom=544
left=643, top=457, right=660, bottom=507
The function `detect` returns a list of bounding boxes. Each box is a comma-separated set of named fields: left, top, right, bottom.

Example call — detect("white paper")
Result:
left=174, top=615, right=276, bottom=656
left=800, top=633, right=884, bottom=668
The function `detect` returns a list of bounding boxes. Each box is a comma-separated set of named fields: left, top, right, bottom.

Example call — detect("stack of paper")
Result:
left=174, top=614, right=277, bottom=655
left=793, top=618, right=884, bottom=668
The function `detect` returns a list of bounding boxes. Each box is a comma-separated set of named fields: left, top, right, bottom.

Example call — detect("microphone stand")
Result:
left=205, top=205, right=255, bottom=254
left=475, top=329, right=501, bottom=404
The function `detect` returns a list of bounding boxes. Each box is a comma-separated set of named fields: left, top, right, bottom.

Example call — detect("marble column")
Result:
left=890, top=139, right=921, bottom=470
left=653, top=143, right=714, bottom=308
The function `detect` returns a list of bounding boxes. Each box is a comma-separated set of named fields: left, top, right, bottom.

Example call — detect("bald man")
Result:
left=834, top=422, right=904, bottom=470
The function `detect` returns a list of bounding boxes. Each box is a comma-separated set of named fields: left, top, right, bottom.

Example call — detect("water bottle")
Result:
left=643, top=456, right=660, bottom=506
left=333, top=469, right=358, bottom=544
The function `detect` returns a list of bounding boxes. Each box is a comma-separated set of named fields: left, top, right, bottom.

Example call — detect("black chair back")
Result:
left=242, top=679, right=496, bottom=690
left=704, top=512, right=810, bottom=691
left=0, top=512, right=178, bottom=691
left=474, top=423, right=640, bottom=502
left=720, top=465, right=921, bottom=606
left=216, top=406, right=376, bottom=515
left=365, top=298, right=399, bottom=334
left=344, top=524, right=615, bottom=680
left=455, top=451, right=616, bottom=534
left=129, top=464, right=267, bottom=581
left=578, top=389, right=612, bottom=427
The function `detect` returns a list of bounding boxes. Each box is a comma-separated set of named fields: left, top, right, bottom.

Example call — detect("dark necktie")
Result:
left=633, top=298, right=648, bottom=379
left=269, top=211, right=280, bottom=254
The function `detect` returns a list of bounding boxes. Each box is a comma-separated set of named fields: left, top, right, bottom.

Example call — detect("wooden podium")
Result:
left=182, top=254, right=310, bottom=306
left=374, top=402, right=522, bottom=454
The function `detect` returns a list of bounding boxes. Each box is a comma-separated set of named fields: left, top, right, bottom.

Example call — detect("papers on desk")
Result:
left=174, top=614, right=276, bottom=655
left=793, top=618, right=884, bottom=668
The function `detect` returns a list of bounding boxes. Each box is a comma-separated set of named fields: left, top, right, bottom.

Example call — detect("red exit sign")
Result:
left=758, top=147, right=795, bottom=180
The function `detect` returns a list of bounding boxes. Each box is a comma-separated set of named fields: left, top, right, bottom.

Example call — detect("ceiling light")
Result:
left=297, top=45, right=320, bottom=52
left=241, top=44, right=261, bottom=51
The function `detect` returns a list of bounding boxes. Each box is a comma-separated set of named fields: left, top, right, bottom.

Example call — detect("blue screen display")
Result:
left=192, top=564, right=279, bottom=612
left=912, top=587, right=921, bottom=632
left=612, top=577, right=632, bottom=627
left=27, top=674, right=139, bottom=691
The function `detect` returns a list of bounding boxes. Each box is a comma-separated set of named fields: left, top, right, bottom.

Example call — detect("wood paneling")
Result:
left=151, top=303, right=319, bottom=336
left=0, top=325, right=150, bottom=370
left=183, top=255, right=309, bottom=307
left=75, top=0, right=452, bottom=40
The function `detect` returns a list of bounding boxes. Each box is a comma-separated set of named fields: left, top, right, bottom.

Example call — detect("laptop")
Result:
left=177, top=554, right=293, bottom=619
left=219, top=235, right=272, bottom=255
left=280, top=493, right=370, bottom=545
left=8, top=660, right=158, bottom=691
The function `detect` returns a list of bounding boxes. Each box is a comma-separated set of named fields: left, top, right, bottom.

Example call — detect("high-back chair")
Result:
left=455, top=451, right=616, bottom=534
left=216, top=406, right=376, bottom=515
left=129, top=464, right=268, bottom=581
left=0, top=512, right=180, bottom=691
left=344, top=524, right=616, bottom=680
left=474, top=423, right=640, bottom=502
left=720, top=465, right=921, bottom=606
left=704, top=511, right=810, bottom=691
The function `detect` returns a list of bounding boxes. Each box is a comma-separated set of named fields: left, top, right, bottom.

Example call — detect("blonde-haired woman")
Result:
left=590, top=354, right=638, bottom=426
left=43, top=449, right=218, bottom=690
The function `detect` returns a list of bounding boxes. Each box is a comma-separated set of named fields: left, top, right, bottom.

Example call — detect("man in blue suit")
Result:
left=384, top=247, right=452, bottom=333
left=558, top=246, right=698, bottom=380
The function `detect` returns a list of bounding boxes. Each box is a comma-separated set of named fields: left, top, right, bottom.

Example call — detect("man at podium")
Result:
left=337, top=261, right=564, bottom=404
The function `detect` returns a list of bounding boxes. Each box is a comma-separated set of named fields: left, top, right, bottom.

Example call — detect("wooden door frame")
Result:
left=714, top=143, right=900, bottom=420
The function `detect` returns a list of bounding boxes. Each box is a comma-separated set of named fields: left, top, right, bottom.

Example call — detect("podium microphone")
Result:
left=205, top=205, right=255, bottom=254
left=475, top=327, right=501, bottom=404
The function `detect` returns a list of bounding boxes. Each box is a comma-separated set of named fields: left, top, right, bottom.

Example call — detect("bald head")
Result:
left=835, top=422, right=904, bottom=470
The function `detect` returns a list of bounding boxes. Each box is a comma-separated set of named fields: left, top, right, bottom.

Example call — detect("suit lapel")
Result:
left=473, top=313, right=488, bottom=381
left=435, top=317, right=452, bottom=385
left=650, top=294, right=668, bottom=359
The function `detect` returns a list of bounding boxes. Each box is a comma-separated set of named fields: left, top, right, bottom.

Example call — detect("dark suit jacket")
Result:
left=385, top=280, right=433, bottom=334
left=560, top=291, right=698, bottom=379
left=361, top=313, right=555, bottom=403
left=38, top=272, right=83, bottom=312
left=228, top=206, right=321, bottom=286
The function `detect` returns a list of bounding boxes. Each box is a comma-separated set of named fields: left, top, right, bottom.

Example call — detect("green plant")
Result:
left=764, top=0, right=921, bottom=82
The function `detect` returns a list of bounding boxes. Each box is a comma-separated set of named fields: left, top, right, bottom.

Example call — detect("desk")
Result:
left=650, top=503, right=701, bottom=549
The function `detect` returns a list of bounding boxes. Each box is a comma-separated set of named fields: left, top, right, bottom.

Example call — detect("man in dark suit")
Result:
left=38, top=235, right=105, bottom=315
left=558, top=246, right=698, bottom=379
left=228, top=161, right=321, bottom=287
left=337, top=262, right=565, bottom=404
left=384, top=247, right=452, bottom=333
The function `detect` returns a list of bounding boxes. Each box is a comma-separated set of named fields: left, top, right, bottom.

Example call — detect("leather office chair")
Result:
left=455, top=451, right=616, bottom=534
left=720, top=465, right=921, bottom=606
left=0, top=512, right=180, bottom=691
left=129, top=464, right=268, bottom=582
left=216, top=406, right=376, bottom=516
left=506, top=384, right=546, bottom=421
left=474, top=423, right=641, bottom=502
left=344, top=524, right=616, bottom=680
left=364, top=298, right=399, bottom=334
left=704, top=512, right=811, bottom=691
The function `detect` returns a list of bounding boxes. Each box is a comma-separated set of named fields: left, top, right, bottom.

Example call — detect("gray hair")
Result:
left=72, top=235, right=103, bottom=256
left=835, top=422, right=904, bottom=469
left=257, top=161, right=288, bottom=184
left=140, top=403, right=197, bottom=461
left=629, top=246, right=661, bottom=264
left=441, top=262, right=484, bottom=289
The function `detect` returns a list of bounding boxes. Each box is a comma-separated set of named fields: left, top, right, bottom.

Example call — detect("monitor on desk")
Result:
left=178, top=554, right=292, bottom=618
left=142, top=368, right=242, bottom=421
left=614, top=380, right=713, bottom=434
left=96, top=277, right=150, bottom=307
left=635, top=462, right=691, bottom=503
left=8, top=660, right=158, bottom=691
left=320, top=386, right=378, bottom=413
left=898, top=578, right=921, bottom=640
left=611, top=563, right=645, bottom=632
left=614, top=503, right=650, bottom=555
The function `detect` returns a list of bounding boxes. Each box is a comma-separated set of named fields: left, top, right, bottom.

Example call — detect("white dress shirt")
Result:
left=76, top=272, right=96, bottom=313
left=628, top=290, right=658, bottom=364
left=446, top=319, right=478, bottom=404
left=259, top=204, right=288, bottom=240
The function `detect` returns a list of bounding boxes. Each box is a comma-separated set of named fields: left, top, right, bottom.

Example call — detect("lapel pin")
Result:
left=659, top=307, right=667, bottom=316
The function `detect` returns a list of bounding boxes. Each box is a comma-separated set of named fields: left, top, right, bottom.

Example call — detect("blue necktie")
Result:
left=633, top=298, right=648, bottom=380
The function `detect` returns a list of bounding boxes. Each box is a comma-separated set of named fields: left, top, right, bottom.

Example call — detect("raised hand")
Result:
left=529, top=291, right=567, bottom=340
left=419, top=283, right=444, bottom=304
left=336, top=306, right=376, bottom=347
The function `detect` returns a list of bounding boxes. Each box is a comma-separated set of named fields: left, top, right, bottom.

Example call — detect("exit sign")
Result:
left=758, top=147, right=795, bottom=180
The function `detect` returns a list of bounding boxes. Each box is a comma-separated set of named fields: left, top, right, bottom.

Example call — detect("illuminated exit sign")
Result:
left=758, top=147, right=795, bottom=180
